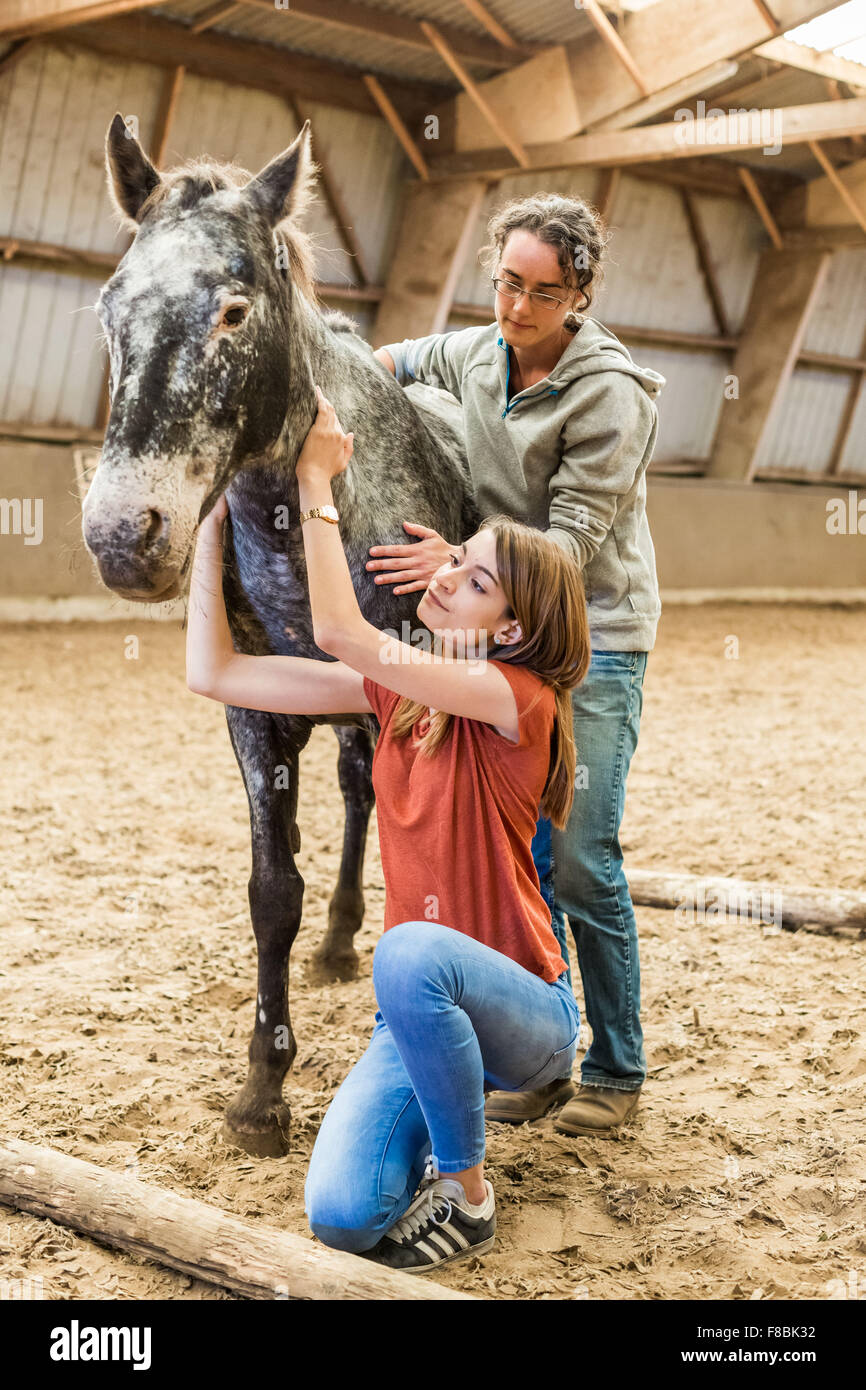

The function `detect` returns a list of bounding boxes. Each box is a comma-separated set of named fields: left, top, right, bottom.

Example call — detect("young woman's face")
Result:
left=494, top=229, right=576, bottom=353
left=416, top=528, right=521, bottom=656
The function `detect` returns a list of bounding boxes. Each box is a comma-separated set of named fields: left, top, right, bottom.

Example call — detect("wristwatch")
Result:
left=299, top=505, right=339, bottom=526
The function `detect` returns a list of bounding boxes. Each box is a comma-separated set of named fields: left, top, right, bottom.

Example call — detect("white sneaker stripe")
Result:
left=439, top=1221, right=470, bottom=1249
left=427, top=1230, right=454, bottom=1256
left=414, top=1238, right=440, bottom=1261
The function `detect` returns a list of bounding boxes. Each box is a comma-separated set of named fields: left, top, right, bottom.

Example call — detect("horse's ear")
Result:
left=245, top=120, right=317, bottom=228
left=105, top=113, right=162, bottom=229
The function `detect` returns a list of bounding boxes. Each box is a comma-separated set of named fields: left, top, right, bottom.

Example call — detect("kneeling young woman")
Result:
left=186, top=388, right=590, bottom=1273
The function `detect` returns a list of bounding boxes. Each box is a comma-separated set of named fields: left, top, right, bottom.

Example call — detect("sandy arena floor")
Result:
left=1, top=603, right=865, bottom=1301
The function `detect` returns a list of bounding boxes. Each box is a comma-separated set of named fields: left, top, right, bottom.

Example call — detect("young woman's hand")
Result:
left=200, top=491, right=228, bottom=541
left=366, top=523, right=454, bottom=595
left=296, top=385, right=354, bottom=482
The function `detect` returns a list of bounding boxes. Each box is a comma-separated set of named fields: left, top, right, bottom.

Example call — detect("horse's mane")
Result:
left=135, top=153, right=321, bottom=308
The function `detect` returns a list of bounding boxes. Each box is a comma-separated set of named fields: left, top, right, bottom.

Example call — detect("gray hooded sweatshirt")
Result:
left=380, top=317, right=666, bottom=651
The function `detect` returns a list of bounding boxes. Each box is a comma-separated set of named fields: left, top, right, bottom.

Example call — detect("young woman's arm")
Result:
left=185, top=494, right=372, bottom=718
left=298, top=390, right=519, bottom=736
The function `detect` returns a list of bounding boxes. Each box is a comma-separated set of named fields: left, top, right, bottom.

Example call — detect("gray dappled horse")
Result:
left=82, top=114, right=479, bottom=1156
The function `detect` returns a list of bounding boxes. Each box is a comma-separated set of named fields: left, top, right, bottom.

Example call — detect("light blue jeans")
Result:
left=532, top=649, right=648, bottom=1093
left=304, top=920, right=580, bottom=1254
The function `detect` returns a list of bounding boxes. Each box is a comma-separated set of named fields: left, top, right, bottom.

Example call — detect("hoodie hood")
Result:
left=503, top=316, right=666, bottom=401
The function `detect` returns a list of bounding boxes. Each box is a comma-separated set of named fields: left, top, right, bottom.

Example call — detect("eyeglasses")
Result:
left=491, top=275, right=570, bottom=312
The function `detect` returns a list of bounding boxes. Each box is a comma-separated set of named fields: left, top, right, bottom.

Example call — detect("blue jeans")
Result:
left=304, top=920, right=580, bottom=1253
left=533, top=649, right=648, bottom=1093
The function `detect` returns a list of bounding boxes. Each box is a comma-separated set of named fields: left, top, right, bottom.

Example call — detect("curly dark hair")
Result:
left=478, top=191, right=609, bottom=326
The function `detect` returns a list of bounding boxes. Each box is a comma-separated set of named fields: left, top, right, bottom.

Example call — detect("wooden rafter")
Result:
left=680, top=189, right=731, bottom=335
left=580, top=0, right=650, bottom=98
left=191, top=2, right=241, bottom=35
left=455, top=0, right=519, bottom=51
left=0, top=0, right=153, bottom=38
left=587, top=60, right=740, bottom=133
left=807, top=139, right=866, bottom=234
left=47, top=15, right=454, bottom=122
left=362, top=74, right=429, bottom=181
left=427, top=98, right=866, bottom=178
left=232, top=0, right=531, bottom=70
left=755, top=36, right=866, bottom=90
left=420, top=20, right=529, bottom=169
left=288, top=94, right=370, bottom=285
left=750, top=0, right=781, bottom=34
left=738, top=165, right=784, bottom=248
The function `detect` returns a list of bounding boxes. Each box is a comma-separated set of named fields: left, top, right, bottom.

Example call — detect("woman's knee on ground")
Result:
left=305, top=1174, right=399, bottom=1255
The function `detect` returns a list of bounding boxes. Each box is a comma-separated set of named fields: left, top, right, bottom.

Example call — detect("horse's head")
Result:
left=82, top=114, right=317, bottom=601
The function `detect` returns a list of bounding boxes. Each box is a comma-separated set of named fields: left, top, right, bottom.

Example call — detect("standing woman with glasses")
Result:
left=372, top=194, right=665, bottom=1136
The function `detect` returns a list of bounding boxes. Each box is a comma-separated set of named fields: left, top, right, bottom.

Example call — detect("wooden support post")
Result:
left=594, top=166, right=620, bottom=222
left=151, top=65, right=185, bottom=167
left=706, top=245, right=830, bottom=481
left=288, top=95, right=370, bottom=285
left=827, top=322, right=866, bottom=475
left=420, top=20, right=530, bottom=169
left=430, top=179, right=489, bottom=334
left=0, top=36, right=35, bottom=76
left=738, top=165, right=783, bottom=248
left=581, top=0, right=650, bottom=98
left=0, top=1138, right=475, bottom=1301
left=363, top=73, right=429, bottom=180
left=807, top=139, right=866, bottom=234
left=680, top=188, right=730, bottom=335
left=372, top=178, right=492, bottom=344
left=628, top=869, right=866, bottom=934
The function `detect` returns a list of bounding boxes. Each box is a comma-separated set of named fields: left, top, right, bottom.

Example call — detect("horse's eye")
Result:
left=221, top=302, right=248, bottom=328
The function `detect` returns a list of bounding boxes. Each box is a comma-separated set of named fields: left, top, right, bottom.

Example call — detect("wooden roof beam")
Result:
left=754, top=36, right=866, bottom=90
left=444, top=0, right=843, bottom=153
left=0, top=0, right=153, bottom=38
left=429, top=97, right=866, bottom=177
left=232, top=0, right=533, bottom=70
left=47, top=14, right=454, bottom=122
left=191, top=2, right=241, bottom=36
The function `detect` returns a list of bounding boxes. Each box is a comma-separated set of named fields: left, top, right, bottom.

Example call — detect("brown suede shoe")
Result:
left=484, top=1077, right=576, bottom=1124
left=554, top=1084, right=641, bottom=1136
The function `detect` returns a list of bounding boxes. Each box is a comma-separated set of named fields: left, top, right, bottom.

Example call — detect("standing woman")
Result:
left=186, top=388, right=590, bottom=1271
left=372, top=194, right=665, bottom=1136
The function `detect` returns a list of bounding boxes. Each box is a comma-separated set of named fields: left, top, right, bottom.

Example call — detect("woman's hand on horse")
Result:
left=366, top=523, right=453, bottom=595
left=202, top=491, right=229, bottom=533
left=296, top=385, right=354, bottom=481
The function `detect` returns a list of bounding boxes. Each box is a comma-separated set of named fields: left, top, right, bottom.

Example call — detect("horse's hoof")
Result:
left=221, top=1101, right=292, bottom=1158
left=307, top=949, right=360, bottom=985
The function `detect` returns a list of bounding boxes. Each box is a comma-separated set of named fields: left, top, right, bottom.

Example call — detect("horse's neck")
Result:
left=268, top=286, right=333, bottom=470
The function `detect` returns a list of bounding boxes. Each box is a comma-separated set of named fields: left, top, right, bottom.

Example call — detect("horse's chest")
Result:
left=233, top=536, right=316, bottom=655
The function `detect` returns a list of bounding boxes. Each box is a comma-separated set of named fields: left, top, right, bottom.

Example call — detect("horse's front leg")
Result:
left=221, top=705, right=311, bottom=1157
left=308, top=722, right=376, bottom=985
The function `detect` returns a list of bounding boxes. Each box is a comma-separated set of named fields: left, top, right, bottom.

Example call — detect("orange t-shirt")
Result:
left=362, top=658, right=567, bottom=983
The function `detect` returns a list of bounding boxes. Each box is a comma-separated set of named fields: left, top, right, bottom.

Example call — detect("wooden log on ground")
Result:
left=0, top=1138, right=475, bottom=1301
left=628, top=869, right=866, bottom=934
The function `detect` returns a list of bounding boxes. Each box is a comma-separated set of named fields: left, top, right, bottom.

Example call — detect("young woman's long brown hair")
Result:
left=390, top=515, right=591, bottom=829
